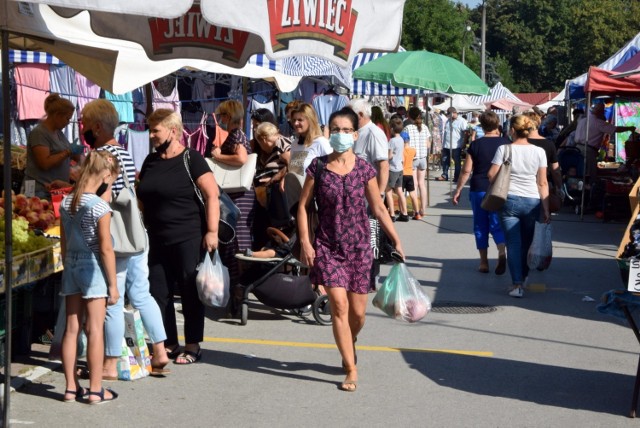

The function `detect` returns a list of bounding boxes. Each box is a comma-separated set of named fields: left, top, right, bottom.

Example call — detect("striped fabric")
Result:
left=468, top=82, right=522, bottom=105
left=9, top=49, right=64, bottom=65
left=567, top=31, right=640, bottom=99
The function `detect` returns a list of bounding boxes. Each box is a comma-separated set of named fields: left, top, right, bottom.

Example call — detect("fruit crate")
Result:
left=0, top=243, right=58, bottom=293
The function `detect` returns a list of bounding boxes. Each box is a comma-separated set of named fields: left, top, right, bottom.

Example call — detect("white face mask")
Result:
left=329, top=132, right=354, bottom=153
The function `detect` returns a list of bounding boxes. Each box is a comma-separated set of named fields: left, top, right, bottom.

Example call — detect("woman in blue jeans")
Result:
left=488, top=115, right=550, bottom=298
left=81, top=100, right=170, bottom=378
left=453, top=111, right=508, bottom=274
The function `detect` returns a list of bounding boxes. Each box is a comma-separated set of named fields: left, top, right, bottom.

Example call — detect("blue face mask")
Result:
left=329, top=132, right=354, bottom=153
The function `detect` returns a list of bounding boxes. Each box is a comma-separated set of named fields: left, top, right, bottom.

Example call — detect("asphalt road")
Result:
left=5, top=179, right=639, bottom=427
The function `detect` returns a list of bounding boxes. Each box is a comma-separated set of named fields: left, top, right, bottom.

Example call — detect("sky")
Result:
left=458, top=0, right=482, bottom=7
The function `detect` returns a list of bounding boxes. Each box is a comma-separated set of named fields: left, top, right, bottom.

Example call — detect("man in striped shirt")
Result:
left=403, top=107, right=431, bottom=218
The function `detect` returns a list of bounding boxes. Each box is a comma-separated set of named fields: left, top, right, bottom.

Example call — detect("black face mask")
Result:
left=83, top=130, right=97, bottom=148
left=155, top=139, right=171, bottom=154
left=96, top=182, right=109, bottom=197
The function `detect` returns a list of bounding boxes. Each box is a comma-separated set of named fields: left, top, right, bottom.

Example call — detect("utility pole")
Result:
left=462, top=24, right=471, bottom=65
left=480, top=0, right=486, bottom=82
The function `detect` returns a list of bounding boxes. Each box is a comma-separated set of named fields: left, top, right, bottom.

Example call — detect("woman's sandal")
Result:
left=174, top=348, right=202, bottom=365
left=339, top=380, right=357, bottom=392
left=150, top=364, right=171, bottom=376
left=63, top=387, right=88, bottom=403
left=87, top=387, right=118, bottom=405
left=166, top=345, right=181, bottom=360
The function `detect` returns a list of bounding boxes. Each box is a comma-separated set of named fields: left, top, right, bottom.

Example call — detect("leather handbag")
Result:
left=110, top=152, right=147, bottom=256
left=481, top=144, right=512, bottom=212
left=206, top=153, right=257, bottom=193
left=184, top=150, right=240, bottom=244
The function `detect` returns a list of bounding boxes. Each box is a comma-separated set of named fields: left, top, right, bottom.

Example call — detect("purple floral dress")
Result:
left=307, top=157, right=376, bottom=294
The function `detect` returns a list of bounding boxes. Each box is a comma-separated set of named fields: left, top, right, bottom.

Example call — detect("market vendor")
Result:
left=24, top=93, right=84, bottom=199
left=574, top=102, right=636, bottom=186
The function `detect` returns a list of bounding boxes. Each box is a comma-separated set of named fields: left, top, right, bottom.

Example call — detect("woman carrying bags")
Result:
left=298, top=107, right=404, bottom=392
left=81, top=99, right=171, bottom=378
left=137, top=109, right=220, bottom=365
left=487, top=114, right=550, bottom=298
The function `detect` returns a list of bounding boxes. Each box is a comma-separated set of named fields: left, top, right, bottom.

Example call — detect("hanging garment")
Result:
left=15, top=64, right=49, bottom=120
left=75, top=72, right=101, bottom=112
left=105, top=91, right=134, bottom=123
left=127, top=129, right=150, bottom=172
left=251, top=99, right=275, bottom=116
left=49, top=65, right=79, bottom=144
left=152, top=78, right=181, bottom=113
left=312, top=93, right=349, bottom=126
left=193, top=77, right=218, bottom=114
left=182, top=113, right=209, bottom=156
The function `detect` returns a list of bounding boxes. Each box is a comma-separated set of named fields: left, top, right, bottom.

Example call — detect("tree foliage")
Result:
left=401, top=0, right=640, bottom=92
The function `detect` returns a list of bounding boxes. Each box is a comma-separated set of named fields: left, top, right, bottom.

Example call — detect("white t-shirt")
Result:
left=289, top=136, right=333, bottom=176
left=354, top=121, right=389, bottom=166
left=492, top=144, right=547, bottom=198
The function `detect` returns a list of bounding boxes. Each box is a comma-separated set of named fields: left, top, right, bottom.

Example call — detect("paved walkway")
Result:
left=3, top=178, right=639, bottom=427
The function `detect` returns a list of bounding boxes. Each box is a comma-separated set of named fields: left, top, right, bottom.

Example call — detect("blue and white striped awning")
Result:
left=8, top=49, right=64, bottom=65
left=248, top=54, right=351, bottom=90
left=249, top=48, right=425, bottom=96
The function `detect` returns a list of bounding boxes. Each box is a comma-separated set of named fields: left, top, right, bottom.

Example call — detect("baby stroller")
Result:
left=558, top=147, right=585, bottom=214
left=233, top=227, right=331, bottom=326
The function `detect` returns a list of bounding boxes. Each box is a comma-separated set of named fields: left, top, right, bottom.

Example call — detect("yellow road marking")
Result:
left=185, top=337, right=493, bottom=357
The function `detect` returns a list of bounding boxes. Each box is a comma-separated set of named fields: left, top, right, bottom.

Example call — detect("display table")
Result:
left=598, top=290, right=640, bottom=417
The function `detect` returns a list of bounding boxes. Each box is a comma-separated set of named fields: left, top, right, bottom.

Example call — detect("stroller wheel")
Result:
left=312, top=294, right=333, bottom=326
left=240, top=303, right=249, bottom=326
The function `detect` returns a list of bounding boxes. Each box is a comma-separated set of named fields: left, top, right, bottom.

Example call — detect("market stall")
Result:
left=580, top=66, right=640, bottom=220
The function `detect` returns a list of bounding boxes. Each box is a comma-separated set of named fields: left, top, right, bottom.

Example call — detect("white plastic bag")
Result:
left=373, top=263, right=431, bottom=323
left=527, top=221, right=553, bottom=271
left=196, top=251, right=230, bottom=307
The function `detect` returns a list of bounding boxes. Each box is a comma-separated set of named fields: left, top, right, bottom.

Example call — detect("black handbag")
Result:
left=183, top=150, right=240, bottom=244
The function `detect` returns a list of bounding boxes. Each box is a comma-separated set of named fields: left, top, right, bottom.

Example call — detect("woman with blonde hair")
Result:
left=289, top=103, right=332, bottom=177
left=488, top=115, right=550, bottom=298
left=25, top=93, right=84, bottom=199
left=81, top=99, right=171, bottom=378
left=138, top=109, right=220, bottom=364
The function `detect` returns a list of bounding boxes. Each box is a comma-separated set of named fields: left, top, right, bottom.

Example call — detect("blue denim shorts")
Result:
left=61, top=252, right=108, bottom=299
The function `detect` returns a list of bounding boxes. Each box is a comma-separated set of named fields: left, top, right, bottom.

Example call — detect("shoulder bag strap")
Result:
left=183, top=149, right=205, bottom=207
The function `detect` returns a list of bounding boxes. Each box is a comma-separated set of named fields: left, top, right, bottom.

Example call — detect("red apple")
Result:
left=15, top=194, right=29, bottom=212
left=29, top=196, right=43, bottom=212
left=25, top=211, right=39, bottom=226
left=40, top=199, right=50, bottom=211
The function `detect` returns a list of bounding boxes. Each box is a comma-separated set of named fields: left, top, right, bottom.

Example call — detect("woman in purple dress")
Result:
left=298, top=107, right=405, bottom=392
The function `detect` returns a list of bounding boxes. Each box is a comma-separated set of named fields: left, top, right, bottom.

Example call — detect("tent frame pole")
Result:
left=2, top=28, right=14, bottom=427
left=580, top=92, right=591, bottom=221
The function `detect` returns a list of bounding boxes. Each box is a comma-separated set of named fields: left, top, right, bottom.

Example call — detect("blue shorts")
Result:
left=61, top=252, right=108, bottom=299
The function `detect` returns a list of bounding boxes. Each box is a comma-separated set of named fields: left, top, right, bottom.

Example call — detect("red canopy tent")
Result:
left=579, top=67, right=640, bottom=217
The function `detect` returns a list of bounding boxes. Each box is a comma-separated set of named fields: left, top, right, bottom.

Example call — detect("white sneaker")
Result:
left=509, top=287, right=524, bottom=298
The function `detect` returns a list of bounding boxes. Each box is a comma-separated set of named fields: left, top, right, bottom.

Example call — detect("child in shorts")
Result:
left=60, top=151, right=120, bottom=405
left=403, top=137, right=421, bottom=219
left=386, top=116, right=409, bottom=222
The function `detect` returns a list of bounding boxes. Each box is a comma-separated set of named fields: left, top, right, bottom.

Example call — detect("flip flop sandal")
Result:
left=87, top=387, right=119, bottom=405
left=63, top=387, right=88, bottom=403
left=339, top=380, right=357, bottom=392
left=150, top=365, right=171, bottom=376
left=174, top=348, right=202, bottom=365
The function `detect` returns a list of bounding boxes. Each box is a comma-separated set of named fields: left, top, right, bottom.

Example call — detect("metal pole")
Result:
left=2, top=29, right=14, bottom=427
left=480, top=0, right=486, bottom=82
left=449, top=98, right=454, bottom=196
left=580, top=92, right=591, bottom=221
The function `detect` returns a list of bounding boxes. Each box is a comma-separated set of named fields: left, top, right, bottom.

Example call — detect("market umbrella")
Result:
left=353, top=50, right=490, bottom=202
left=352, top=50, right=489, bottom=96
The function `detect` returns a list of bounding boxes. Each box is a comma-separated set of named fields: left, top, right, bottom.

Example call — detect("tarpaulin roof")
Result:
left=567, top=31, right=640, bottom=100
left=585, top=66, right=640, bottom=97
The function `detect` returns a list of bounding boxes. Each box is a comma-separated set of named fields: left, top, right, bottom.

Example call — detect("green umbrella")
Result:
left=352, top=50, right=489, bottom=96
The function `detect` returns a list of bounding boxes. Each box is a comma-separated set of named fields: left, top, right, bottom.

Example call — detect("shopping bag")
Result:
left=372, top=263, right=431, bottom=323
left=196, top=251, right=230, bottom=307
left=117, top=308, right=151, bottom=381
left=481, top=145, right=512, bottom=212
left=527, top=221, right=553, bottom=271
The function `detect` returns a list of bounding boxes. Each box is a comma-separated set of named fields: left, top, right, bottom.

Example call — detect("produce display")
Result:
left=0, top=190, right=58, bottom=258
left=1, top=190, right=57, bottom=230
